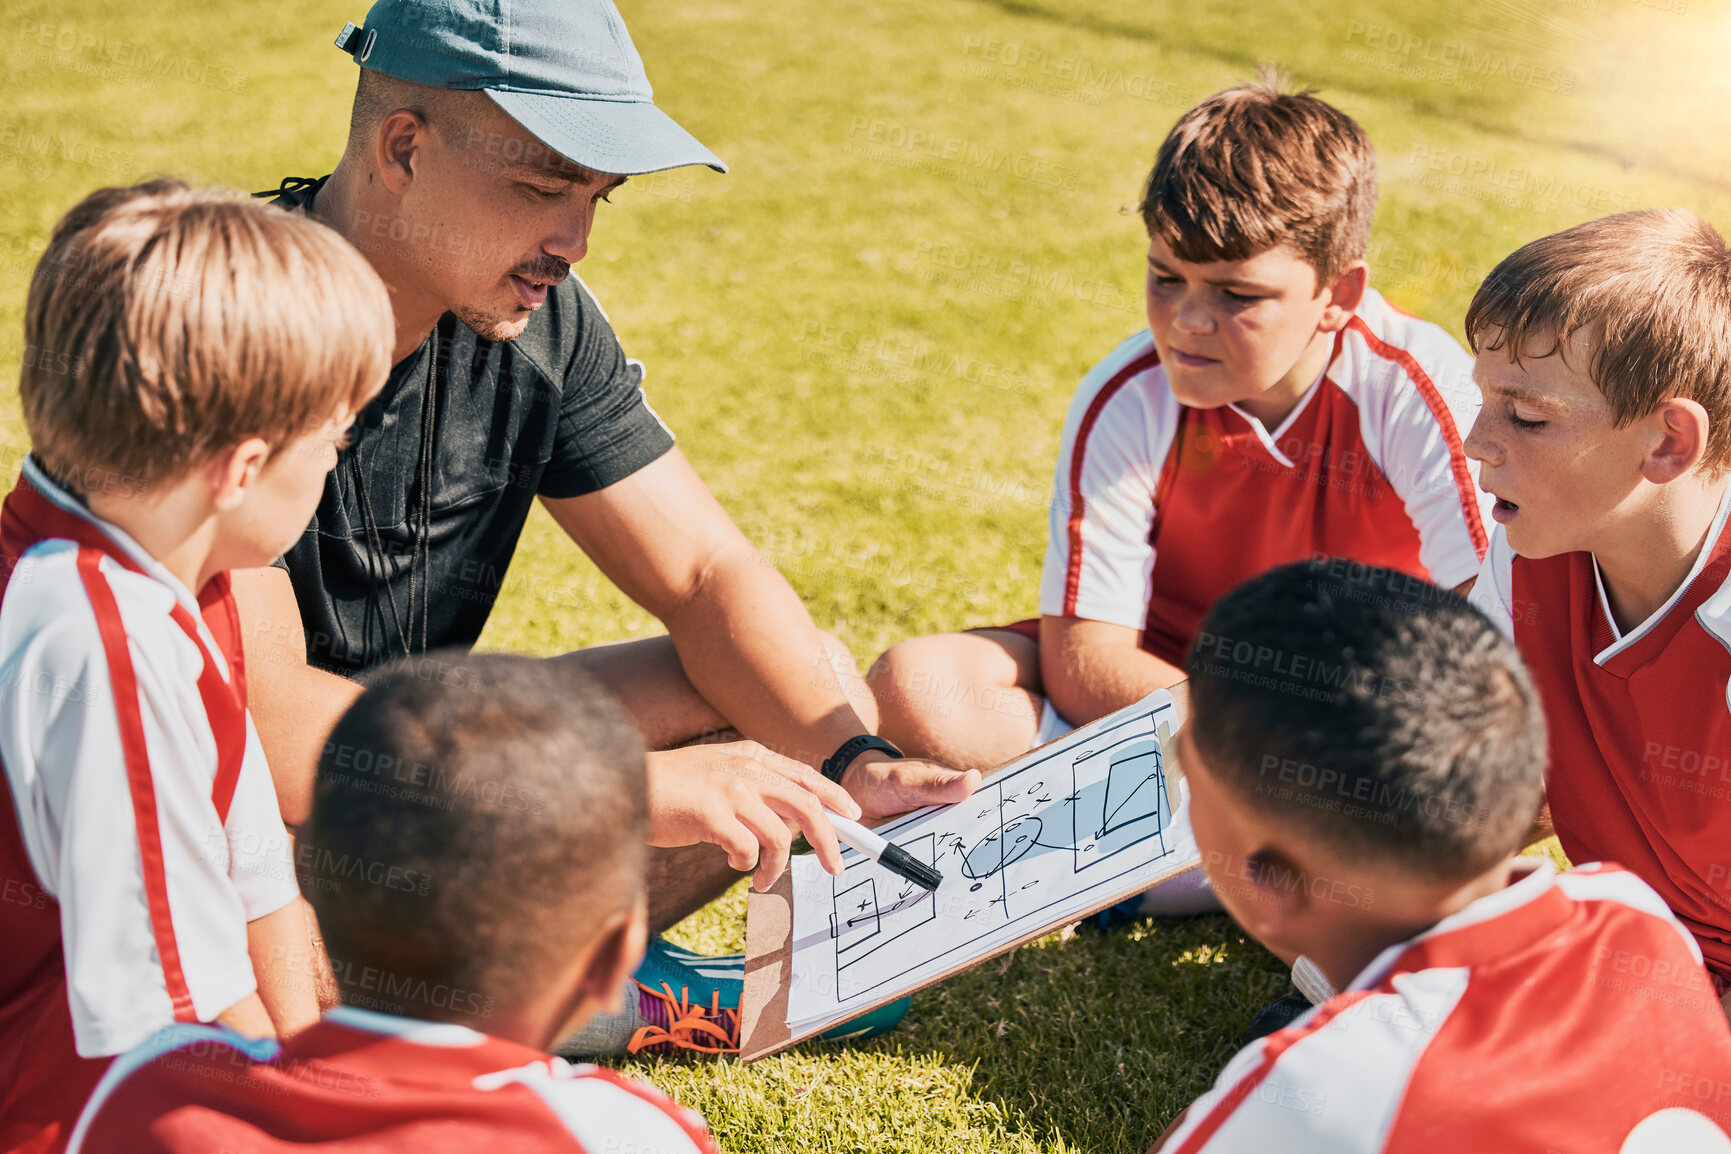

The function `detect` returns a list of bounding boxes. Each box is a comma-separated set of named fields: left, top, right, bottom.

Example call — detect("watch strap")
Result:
left=821, top=734, right=903, bottom=784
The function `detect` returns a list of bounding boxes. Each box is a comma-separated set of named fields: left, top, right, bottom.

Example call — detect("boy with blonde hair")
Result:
left=1464, top=208, right=1731, bottom=1006
left=0, top=180, right=394, bottom=1153
left=873, top=74, right=1490, bottom=915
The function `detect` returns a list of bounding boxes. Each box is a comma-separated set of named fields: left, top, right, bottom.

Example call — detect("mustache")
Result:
left=508, top=256, right=571, bottom=285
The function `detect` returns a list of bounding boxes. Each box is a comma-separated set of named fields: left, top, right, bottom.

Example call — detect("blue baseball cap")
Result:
left=335, top=0, right=726, bottom=176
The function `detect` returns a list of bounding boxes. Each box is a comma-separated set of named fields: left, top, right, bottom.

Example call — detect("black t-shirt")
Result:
left=266, top=176, right=675, bottom=677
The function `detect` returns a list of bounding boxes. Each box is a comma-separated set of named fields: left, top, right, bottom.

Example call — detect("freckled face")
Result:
left=1463, top=329, right=1651, bottom=559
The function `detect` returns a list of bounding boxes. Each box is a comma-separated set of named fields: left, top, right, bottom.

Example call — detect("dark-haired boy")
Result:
left=1462, top=209, right=1731, bottom=1012
left=1157, top=561, right=1731, bottom=1152
left=69, top=654, right=716, bottom=1153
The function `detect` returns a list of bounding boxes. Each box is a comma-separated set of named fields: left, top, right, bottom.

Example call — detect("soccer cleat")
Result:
left=555, top=937, right=910, bottom=1057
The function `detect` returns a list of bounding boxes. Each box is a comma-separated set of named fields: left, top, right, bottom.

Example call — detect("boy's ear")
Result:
left=578, top=895, right=649, bottom=1018
left=1642, top=397, right=1711, bottom=485
left=1316, top=260, right=1369, bottom=334
left=207, top=438, right=272, bottom=513
left=1221, top=846, right=1311, bottom=941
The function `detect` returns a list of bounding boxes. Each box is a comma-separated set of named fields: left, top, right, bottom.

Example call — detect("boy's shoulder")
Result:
left=1329, top=287, right=1477, bottom=417
left=2, top=539, right=199, bottom=677
left=73, top=1019, right=718, bottom=1154
left=1059, top=329, right=1174, bottom=448
left=1166, top=864, right=1727, bottom=1153
left=493, top=1062, right=719, bottom=1153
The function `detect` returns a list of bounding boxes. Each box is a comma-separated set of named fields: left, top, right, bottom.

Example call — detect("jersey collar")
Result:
left=290, top=1006, right=561, bottom=1090
left=1589, top=477, right=1731, bottom=665
left=1344, top=858, right=1560, bottom=994
left=1224, top=358, right=1333, bottom=467
left=18, top=455, right=205, bottom=619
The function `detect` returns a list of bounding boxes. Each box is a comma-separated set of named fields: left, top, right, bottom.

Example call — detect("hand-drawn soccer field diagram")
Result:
left=817, top=703, right=1181, bottom=1003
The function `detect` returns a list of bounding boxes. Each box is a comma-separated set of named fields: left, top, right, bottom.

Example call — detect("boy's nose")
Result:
left=1462, top=414, right=1496, bottom=465
left=1173, top=296, right=1213, bottom=334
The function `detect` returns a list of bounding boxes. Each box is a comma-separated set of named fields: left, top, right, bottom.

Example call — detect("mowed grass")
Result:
left=1, top=0, right=1726, bottom=1149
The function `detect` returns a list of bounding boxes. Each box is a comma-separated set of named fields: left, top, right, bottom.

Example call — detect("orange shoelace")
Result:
left=626, top=979, right=741, bottom=1055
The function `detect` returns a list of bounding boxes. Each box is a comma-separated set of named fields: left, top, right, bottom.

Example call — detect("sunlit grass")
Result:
left=0, top=0, right=1714, bottom=1147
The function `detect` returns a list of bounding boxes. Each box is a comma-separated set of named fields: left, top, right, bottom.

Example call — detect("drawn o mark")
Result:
left=961, top=814, right=1044, bottom=880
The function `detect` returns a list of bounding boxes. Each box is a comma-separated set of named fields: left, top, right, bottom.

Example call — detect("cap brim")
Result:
left=485, top=90, right=727, bottom=177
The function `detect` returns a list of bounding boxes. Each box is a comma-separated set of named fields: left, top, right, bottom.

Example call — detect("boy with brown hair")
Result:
left=0, top=180, right=394, bottom=1153
left=1160, top=561, right=1731, bottom=1152
left=872, top=73, right=1489, bottom=913
left=70, top=654, right=718, bottom=1154
left=1463, top=207, right=1731, bottom=1007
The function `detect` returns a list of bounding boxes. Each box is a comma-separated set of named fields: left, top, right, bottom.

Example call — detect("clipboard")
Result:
left=740, top=693, right=1194, bottom=1061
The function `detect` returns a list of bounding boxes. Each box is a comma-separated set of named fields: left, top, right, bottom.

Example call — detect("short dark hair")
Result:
left=1185, top=560, right=1545, bottom=880
left=299, top=652, right=647, bottom=1019
left=1140, top=68, right=1377, bottom=290
left=348, top=68, right=474, bottom=151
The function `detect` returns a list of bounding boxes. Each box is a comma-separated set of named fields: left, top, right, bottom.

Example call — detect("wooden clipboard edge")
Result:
left=739, top=688, right=1193, bottom=1062
left=739, top=867, right=796, bottom=1060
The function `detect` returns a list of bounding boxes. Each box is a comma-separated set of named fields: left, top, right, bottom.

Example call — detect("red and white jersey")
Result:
left=1038, top=288, right=1490, bottom=664
left=0, top=459, right=297, bottom=1154
left=1163, top=862, right=1731, bottom=1153
left=1471, top=489, right=1731, bottom=982
left=68, top=1007, right=720, bottom=1154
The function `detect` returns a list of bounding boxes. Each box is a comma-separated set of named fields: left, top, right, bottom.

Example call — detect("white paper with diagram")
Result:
left=782, top=689, right=1199, bottom=1033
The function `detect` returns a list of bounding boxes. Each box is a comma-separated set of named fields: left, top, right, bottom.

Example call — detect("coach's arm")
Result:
left=232, top=566, right=365, bottom=826
left=542, top=448, right=982, bottom=823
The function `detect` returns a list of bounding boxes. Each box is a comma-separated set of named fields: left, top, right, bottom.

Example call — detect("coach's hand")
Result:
left=843, top=751, right=983, bottom=821
left=644, top=741, right=859, bottom=891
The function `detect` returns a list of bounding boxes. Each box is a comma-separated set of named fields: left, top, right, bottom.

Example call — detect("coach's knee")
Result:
left=869, top=634, right=969, bottom=723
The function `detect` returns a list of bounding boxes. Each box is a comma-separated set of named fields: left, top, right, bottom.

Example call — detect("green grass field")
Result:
left=3, top=0, right=1728, bottom=1149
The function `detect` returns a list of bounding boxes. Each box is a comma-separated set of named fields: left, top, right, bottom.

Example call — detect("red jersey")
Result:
left=1163, top=862, right=1731, bottom=1152
left=69, top=1007, right=719, bottom=1154
left=0, top=462, right=288, bottom=1154
left=1473, top=498, right=1731, bottom=981
left=1039, top=288, right=1489, bottom=664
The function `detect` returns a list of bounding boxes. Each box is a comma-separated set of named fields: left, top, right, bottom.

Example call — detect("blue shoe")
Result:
left=1083, top=896, right=1147, bottom=934
left=581, top=938, right=907, bottom=1055
left=814, top=996, right=911, bottom=1043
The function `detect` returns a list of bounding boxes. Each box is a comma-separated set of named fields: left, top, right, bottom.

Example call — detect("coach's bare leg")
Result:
left=643, top=844, right=746, bottom=935
left=869, top=629, right=1042, bottom=770
left=557, top=630, right=874, bottom=751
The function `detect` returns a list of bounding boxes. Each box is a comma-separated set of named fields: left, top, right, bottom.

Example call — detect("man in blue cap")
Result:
left=238, top=0, right=979, bottom=1053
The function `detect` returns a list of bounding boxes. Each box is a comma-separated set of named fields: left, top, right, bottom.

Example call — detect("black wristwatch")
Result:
left=821, top=735, right=903, bottom=784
